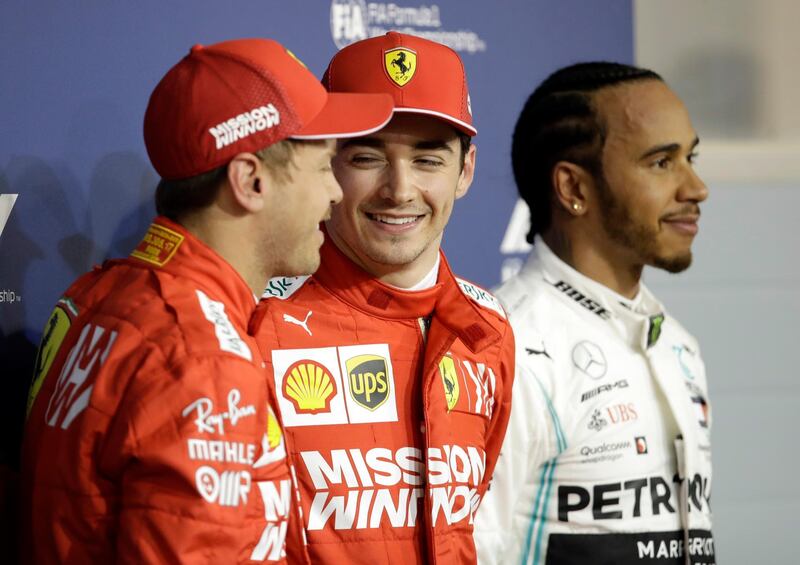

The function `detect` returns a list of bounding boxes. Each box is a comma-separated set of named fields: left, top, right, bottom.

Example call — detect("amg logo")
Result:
left=580, top=379, right=629, bottom=402
left=209, top=104, right=280, bottom=150
left=551, top=280, right=611, bottom=320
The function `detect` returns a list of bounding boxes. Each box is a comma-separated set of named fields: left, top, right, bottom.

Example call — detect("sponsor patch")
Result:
left=456, top=278, right=506, bottom=319
left=647, top=313, right=665, bottom=347
left=282, top=360, right=337, bottom=415
left=182, top=388, right=257, bottom=435
left=438, top=354, right=460, bottom=411
left=195, top=465, right=251, bottom=507
left=196, top=290, right=252, bottom=361
left=301, top=445, right=486, bottom=530
left=262, top=276, right=309, bottom=300
left=27, top=302, right=74, bottom=416
left=572, top=340, right=607, bottom=379
left=384, top=47, right=417, bottom=86
left=250, top=479, right=291, bottom=561
left=636, top=436, right=648, bottom=454
left=272, top=344, right=398, bottom=427
left=45, top=323, right=117, bottom=429
left=345, top=353, right=390, bottom=411
left=208, top=104, right=280, bottom=150
left=254, top=406, right=287, bottom=468
left=130, top=223, right=184, bottom=267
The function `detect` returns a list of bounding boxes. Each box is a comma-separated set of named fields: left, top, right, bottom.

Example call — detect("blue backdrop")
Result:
left=0, top=0, right=632, bottom=479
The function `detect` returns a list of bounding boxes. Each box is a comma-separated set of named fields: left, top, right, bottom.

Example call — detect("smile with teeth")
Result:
left=368, top=213, right=421, bottom=225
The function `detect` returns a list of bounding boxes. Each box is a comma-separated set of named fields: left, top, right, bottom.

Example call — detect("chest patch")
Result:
left=456, top=278, right=506, bottom=319
left=196, top=290, right=252, bottom=361
left=272, top=343, right=398, bottom=428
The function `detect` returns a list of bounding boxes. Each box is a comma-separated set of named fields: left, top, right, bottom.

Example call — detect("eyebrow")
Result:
left=639, top=136, right=700, bottom=160
left=338, top=137, right=454, bottom=152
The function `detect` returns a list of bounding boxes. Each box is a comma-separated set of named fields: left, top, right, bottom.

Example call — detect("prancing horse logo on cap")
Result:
left=384, top=48, right=416, bottom=86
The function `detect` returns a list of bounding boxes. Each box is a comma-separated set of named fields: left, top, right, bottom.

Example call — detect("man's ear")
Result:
left=226, top=153, right=267, bottom=213
left=551, top=160, right=591, bottom=216
left=455, top=143, right=476, bottom=200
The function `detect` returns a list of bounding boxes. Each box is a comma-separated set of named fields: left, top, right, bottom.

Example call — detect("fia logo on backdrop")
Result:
left=329, top=0, right=486, bottom=53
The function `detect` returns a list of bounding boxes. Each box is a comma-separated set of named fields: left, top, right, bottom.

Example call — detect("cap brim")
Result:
left=291, top=92, right=394, bottom=139
left=393, top=107, right=477, bottom=137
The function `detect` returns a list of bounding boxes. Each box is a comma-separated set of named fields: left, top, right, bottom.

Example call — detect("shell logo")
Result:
left=282, top=360, right=337, bottom=414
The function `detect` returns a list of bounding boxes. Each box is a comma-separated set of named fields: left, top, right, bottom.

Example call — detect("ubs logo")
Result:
left=346, top=354, right=389, bottom=410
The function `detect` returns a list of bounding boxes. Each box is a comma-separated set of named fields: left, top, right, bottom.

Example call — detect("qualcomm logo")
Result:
left=0, top=194, right=18, bottom=239
left=329, top=0, right=486, bottom=53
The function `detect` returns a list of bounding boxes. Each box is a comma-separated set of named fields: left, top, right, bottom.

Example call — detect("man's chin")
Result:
left=651, top=250, right=692, bottom=274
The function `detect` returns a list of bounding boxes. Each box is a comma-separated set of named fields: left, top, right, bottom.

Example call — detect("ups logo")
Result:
left=346, top=354, right=390, bottom=411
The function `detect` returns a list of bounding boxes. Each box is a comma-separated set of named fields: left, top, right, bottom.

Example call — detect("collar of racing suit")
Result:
left=123, top=216, right=259, bottom=330
left=526, top=235, right=668, bottom=352
left=313, top=236, right=503, bottom=354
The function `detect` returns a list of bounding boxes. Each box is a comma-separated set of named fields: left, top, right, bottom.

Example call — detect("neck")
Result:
left=326, top=228, right=441, bottom=289
left=180, top=210, right=266, bottom=296
left=542, top=227, right=642, bottom=299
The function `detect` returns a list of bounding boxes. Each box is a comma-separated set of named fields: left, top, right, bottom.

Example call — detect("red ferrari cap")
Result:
left=322, top=31, right=476, bottom=136
left=144, top=38, right=394, bottom=180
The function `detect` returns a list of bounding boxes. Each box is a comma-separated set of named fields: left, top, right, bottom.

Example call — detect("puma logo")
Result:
left=526, top=341, right=551, bottom=360
left=283, top=311, right=312, bottom=336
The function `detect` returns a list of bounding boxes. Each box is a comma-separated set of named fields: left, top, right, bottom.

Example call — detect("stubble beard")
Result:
left=596, top=176, right=692, bottom=274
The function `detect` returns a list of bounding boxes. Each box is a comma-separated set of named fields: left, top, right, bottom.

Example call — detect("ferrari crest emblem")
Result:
left=438, top=354, right=460, bottom=411
left=384, top=48, right=416, bottom=87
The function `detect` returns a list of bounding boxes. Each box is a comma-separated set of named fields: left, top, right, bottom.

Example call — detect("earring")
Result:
left=572, top=202, right=581, bottom=212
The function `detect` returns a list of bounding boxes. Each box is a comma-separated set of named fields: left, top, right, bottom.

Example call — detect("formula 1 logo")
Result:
left=0, top=194, right=18, bottom=240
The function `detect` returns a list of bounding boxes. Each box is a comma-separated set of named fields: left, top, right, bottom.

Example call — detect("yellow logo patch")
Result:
left=27, top=303, right=73, bottom=416
left=346, top=354, right=390, bottom=411
left=266, top=407, right=283, bottom=450
left=438, top=354, right=460, bottom=412
left=384, top=48, right=417, bottom=87
left=130, top=223, right=184, bottom=267
left=282, top=360, right=337, bottom=414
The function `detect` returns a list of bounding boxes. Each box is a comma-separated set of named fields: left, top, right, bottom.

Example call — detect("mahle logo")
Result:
left=330, top=0, right=368, bottom=49
left=346, top=354, right=389, bottom=410
left=0, top=194, right=18, bottom=239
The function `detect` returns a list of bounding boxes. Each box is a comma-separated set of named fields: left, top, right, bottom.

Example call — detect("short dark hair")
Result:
left=457, top=132, right=471, bottom=171
left=511, top=62, right=662, bottom=243
left=155, top=140, right=299, bottom=222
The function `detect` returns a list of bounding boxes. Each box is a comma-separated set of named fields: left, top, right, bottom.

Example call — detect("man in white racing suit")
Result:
left=474, top=62, right=714, bottom=565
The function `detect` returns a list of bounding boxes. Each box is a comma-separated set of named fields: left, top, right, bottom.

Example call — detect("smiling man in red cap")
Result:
left=252, top=32, right=514, bottom=564
left=21, top=38, right=392, bottom=564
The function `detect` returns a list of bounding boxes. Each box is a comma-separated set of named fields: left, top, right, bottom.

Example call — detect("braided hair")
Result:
left=512, top=62, right=662, bottom=243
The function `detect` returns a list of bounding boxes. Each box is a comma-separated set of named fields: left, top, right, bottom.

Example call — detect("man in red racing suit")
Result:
left=21, top=38, right=392, bottom=563
left=253, top=32, right=515, bottom=564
